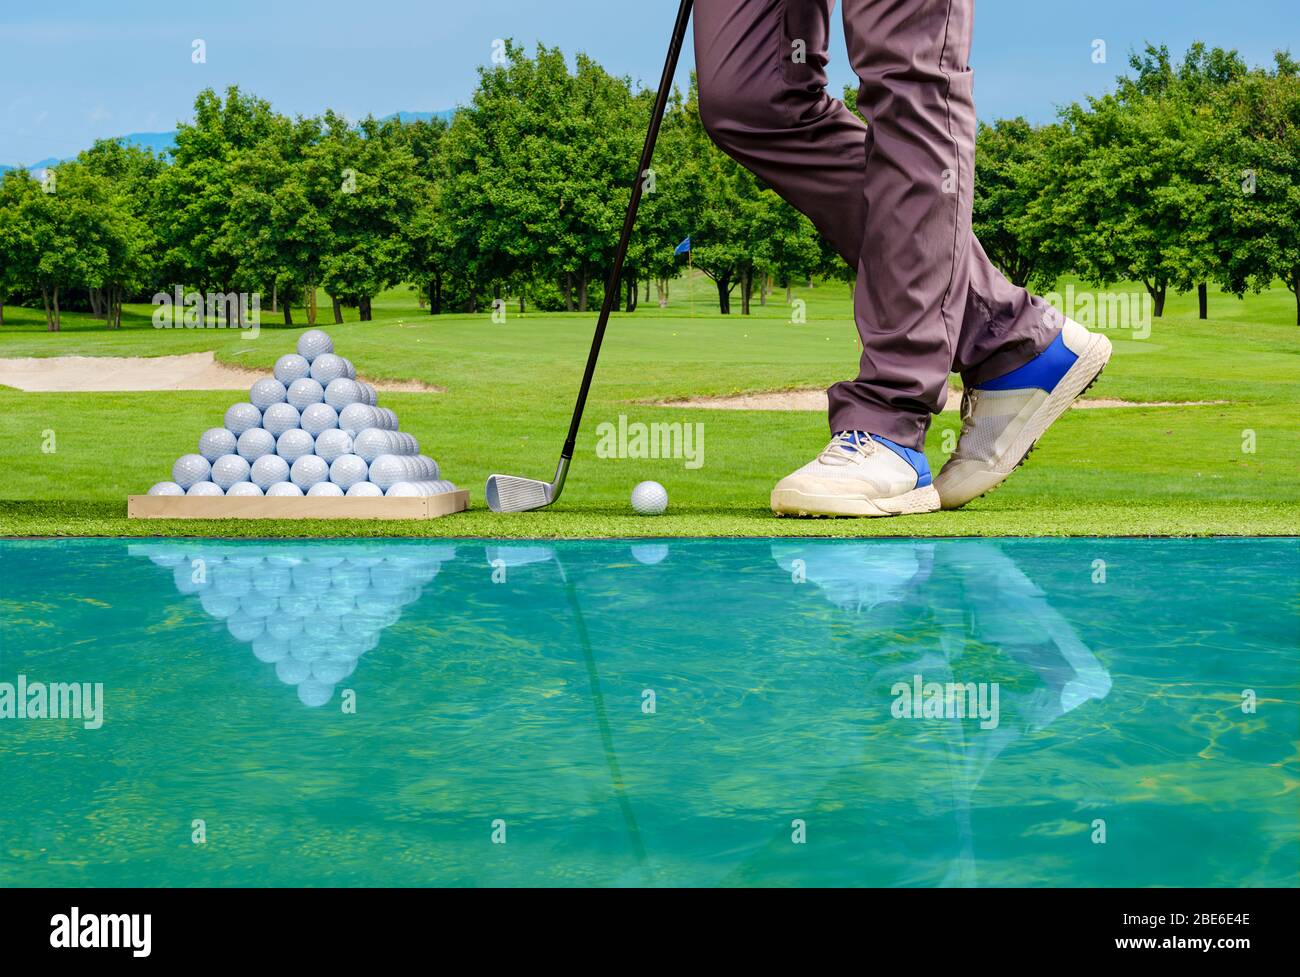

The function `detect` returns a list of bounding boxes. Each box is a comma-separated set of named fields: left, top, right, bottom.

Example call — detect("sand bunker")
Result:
left=0, top=352, right=442, bottom=393
left=653, top=388, right=1226, bottom=412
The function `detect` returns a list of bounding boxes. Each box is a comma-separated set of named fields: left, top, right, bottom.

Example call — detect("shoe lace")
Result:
left=818, top=431, right=878, bottom=466
left=958, top=388, right=980, bottom=432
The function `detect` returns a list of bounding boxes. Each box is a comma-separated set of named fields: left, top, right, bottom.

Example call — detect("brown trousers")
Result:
left=694, top=0, right=1056, bottom=447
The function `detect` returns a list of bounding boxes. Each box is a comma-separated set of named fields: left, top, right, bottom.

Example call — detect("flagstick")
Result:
left=689, top=250, right=694, bottom=320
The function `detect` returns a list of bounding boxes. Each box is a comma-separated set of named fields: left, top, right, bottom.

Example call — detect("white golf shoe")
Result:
left=771, top=431, right=940, bottom=518
left=936, top=318, right=1112, bottom=510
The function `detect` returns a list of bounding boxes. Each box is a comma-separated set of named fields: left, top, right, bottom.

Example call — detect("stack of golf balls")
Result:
left=130, top=541, right=457, bottom=708
left=146, top=329, right=457, bottom=499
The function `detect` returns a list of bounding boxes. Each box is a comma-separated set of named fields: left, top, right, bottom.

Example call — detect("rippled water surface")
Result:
left=1, top=537, right=1296, bottom=887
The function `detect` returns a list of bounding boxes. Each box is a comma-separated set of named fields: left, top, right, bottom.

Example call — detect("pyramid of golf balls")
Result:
left=130, top=541, right=457, bottom=708
left=146, top=329, right=457, bottom=499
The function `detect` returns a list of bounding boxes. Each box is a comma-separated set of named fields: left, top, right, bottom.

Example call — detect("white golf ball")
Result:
left=290, top=455, right=329, bottom=490
left=260, top=402, right=300, bottom=438
left=266, top=481, right=304, bottom=497
left=172, top=454, right=211, bottom=489
left=286, top=377, right=325, bottom=411
left=148, top=481, right=185, bottom=496
left=309, top=353, right=347, bottom=385
left=342, top=358, right=357, bottom=380
left=352, top=428, right=392, bottom=462
left=366, top=454, right=406, bottom=491
left=337, top=403, right=378, bottom=436
left=210, top=454, right=251, bottom=490
left=345, top=480, right=382, bottom=497
left=198, top=427, right=237, bottom=462
left=384, top=481, right=422, bottom=497
left=329, top=454, right=369, bottom=490
left=313, top=429, right=352, bottom=463
left=630, top=480, right=668, bottom=515
left=296, top=329, right=333, bottom=362
left=358, top=383, right=378, bottom=407
left=249, top=377, right=287, bottom=410
left=375, top=406, right=397, bottom=428
left=224, top=402, right=262, bottom=436
left=307, top=481, right=344, bottom=497
left=186, top=480, right=225, bottom=496
left=274, top=353, right=311, bottom=384
left=250, top=454, right=290, bottom=490
left=299, top=402, right=338, bottom=436
left=226, top=482, right=264, bottom=497
left=236, top=427, right=277, bottom=461
left=324, top=377, right=362, bottom=410
left=275, top=428, right=315, bottom=463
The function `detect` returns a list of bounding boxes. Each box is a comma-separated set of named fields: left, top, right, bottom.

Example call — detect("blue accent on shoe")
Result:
left=836, top=431, right=932, bottom=488
left=976, top=329, right=1077, bottom=392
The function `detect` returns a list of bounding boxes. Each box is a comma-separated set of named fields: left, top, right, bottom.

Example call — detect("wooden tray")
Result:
left=127, top=489, right=469, bottom=521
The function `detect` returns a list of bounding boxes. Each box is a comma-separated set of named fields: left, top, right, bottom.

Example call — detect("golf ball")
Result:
left=299, top=402, right=338, bottom=436
left=226, top=482, right=265, bottom=497
left=313, top=428, right=353, bottom=463
left=324, top=377, right=362, bottom=409
left=236, top=427, right=277, bottom=462
left=250, top=454, right=290, bottom=490
left=210, top=454, right=251, bottom=490
left=148, top=481, right=185, bottom=496
left=198, top=427, right=237, bottom=462
left=630, top=480, right=668, bottom=516
left=358, top=382, right=378, bottom=406
left=172, top=454, right=212, bottom=489
left=366, top=454, right=406, bottom=491
left=384, top=481, right=422, bottom=497
left=296, top=329, right=333, bottom=362
left=345, top=481, right=382, bottom=497
left=266, top=481, right=304, bottom=497
left=224, top=402, right=263, bottom=436
left=352, top=428, right=393, bottom=462
left=290, top=455, right=329, bottom=490
left=309, top=353, right=347, bottom=385
left=249, top=377, right=288, bottom=410
left=275, top=429, right=315, bottom=463
left=330, top=454, right=369, bottom=490
left=375, top=406, right=397, bottom=428
left=307, top=481, right=344, bottom=497
left=260, top=402, right=300, bottom=437
left=286, top=377, right=325, bottom=411
left=274, top=353, right=311, bottom=384
left=338, top=403, right=378, bottom=436
left=186, top=480, right=225, bottom=497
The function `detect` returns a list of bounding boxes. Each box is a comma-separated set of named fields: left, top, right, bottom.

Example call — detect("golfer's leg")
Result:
left=954, top=236, right=1058, bottom=384
left=829, top=0, right=980, bottom=448
left=694, top=0, right=867, bottom=265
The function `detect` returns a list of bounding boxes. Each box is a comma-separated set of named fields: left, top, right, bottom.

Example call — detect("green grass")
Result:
left=1, top=275, right=1297, bottom=538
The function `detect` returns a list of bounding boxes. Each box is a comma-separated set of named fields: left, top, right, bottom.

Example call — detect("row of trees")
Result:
left=0, top=41, right=1296, bottom=330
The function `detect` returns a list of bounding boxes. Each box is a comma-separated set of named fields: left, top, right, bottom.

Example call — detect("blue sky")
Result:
left=2, top=0, right=1296, bottom=164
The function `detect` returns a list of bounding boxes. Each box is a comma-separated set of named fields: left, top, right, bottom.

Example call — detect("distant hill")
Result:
left=1, top=109, right=456, bottom=174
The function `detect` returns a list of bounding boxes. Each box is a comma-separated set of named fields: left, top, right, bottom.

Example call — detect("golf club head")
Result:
left=485, top=458, right=570, bottom=513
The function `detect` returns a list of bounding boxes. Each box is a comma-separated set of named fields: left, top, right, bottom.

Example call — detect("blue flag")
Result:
left=674, top=236, right=691, bottom=255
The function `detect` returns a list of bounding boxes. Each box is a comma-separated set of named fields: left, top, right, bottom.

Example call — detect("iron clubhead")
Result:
left=485, top=458, right=570, bottom=513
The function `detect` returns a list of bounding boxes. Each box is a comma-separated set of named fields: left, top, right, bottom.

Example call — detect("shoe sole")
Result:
left=771, top=484, right=941, bottom=518
left=937, top=332, right=1113, bottom=510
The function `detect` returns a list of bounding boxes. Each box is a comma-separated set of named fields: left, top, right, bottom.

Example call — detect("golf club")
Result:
left=485, top=0, right=694, bottom=513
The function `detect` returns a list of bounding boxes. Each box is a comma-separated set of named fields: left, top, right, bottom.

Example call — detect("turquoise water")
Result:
left=1, top=537, right=1296, bottom=887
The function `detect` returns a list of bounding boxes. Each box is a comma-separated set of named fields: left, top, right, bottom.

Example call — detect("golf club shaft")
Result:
left=560, top=0, right=694, bottom=460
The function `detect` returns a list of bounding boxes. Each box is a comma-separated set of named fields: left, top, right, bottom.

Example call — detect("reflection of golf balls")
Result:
left=274, top=353, right=311, bottom=384
left=211, top=454, right=251, bottom=490
left=226, top=482, right=264, bottom=497
left=330, top=454, right=369, bottom=489
left=313, top=428, right=352, bottom=463
left=276, top=428, right=315, bottom=463
left=290, top=455, right=329, bottom=490
left=261, top=402, right=300, bottom=437
left=237, top=427, right=276, bottom=461
left=631, top=543, right=670, bottom=565
left=296, top=330, right=333, bottom=362
left=224, top=402, right=262, bottom=436
left=630, top=480, right=668, bottom=515
left=345, top=481, right=382, bottom=497
left=310, top=353, right=347, bottom=385
left=172, top=454, right=211, bottom=488
left=266, top=482, right=304, bottom=497
left=286, top=377, right=325, bottom=410
left=148, top=481, right=185, bottom=496
left=299, top=402, right=338, bottom=436
left=307, top=481, right=343, bottom=497
left=250, top=454, right=290, bottom=490
left=297, top=680, right=334, bottom=708
left=250, top=378, right=287, bottom=409
left=187, top=481, right=224, bottom=496
left=198, top=427, right=237, bottom=461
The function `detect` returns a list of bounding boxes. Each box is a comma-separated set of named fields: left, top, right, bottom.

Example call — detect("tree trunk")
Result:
left=624, top=275, right=637, bottom=313
left=1198, top=282, right=1208, bottom=320
left=577, top=273, right=589, bottom=313
left=359, top=296, right=372, bottom=321
left=283, top=302, right=293, bottom=326
left=1293, top=269, right=1300, bottom=326
left=740, top=268, right=752, bottom=315
left=428, top=279, right=438, bottom=315
left=306, top=284, right=317, bottom=326
left=786, top=284, right=793, bottom=304
left=332, top=296, right=344, bottom=324
left=434, top=274, right=442, bottom=315
left=89, top=287, right=102, bottom=318
left=271, top=282, right=278, bottom=314
left=42, top=287, right=53, bottom=331
left=716, top=277, right=731, bottom=314
left=644, top=278, right=650, bottom=302
left=1145, top=280, right=1167, bottom=318
left=0, top=297, right=5, bottom=326
left=563, top=272, right=574, bottom=312
left=52, top=287, right=61, bottom=331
